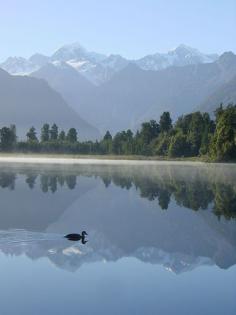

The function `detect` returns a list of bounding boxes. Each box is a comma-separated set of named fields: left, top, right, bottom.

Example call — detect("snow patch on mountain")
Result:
left=51, top=42, right=106, bottom=64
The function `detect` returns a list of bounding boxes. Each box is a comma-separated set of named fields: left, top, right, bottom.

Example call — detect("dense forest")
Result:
left=0, top=104, right=235, bottom=161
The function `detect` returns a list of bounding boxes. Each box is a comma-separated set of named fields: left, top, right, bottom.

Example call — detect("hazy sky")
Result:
left=0, top=0, right=235, bottom=61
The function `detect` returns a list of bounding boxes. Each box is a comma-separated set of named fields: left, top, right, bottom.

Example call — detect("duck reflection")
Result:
left=65, top=231, right=88, bottom=243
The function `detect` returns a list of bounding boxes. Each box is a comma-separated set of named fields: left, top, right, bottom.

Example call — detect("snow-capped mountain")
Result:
left=0, top=43, right=219, bottom=84
left=51, top=42, right=106, bottom=63
left=50, top=43, right=114, bottom=85
left=0, top=56, right=40, bottom=75
left=135, top=44, right=219, bottom=71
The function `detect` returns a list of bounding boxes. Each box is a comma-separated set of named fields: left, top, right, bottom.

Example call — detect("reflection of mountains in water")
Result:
left=0, top=229, right=215, bottom=274
left=0, top=163, right=235, bottom=273
left=0, top=226, right=235, bottom=274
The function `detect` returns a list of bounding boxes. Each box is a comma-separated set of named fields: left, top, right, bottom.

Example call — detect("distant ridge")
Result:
left=0, top=68, right=100, bottom=140
left=198, top=75, right=236, bottom=113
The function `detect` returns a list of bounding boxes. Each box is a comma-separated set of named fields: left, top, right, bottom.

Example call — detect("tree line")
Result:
left=0, top=104, right=235, bottom=161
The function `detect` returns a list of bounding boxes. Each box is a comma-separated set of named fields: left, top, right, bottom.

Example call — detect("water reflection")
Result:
left=0, top=163, right=235, bottom=273
left=0, top=164, right=235, bottom=220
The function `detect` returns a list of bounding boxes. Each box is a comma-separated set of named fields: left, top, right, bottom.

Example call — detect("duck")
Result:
left=64, top=231, right=88, bottom=242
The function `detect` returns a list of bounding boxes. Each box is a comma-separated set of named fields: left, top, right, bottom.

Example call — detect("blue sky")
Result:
left=0, top=0, right=235, bottom=61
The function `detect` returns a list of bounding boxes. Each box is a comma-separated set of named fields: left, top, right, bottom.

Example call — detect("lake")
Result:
left=0, top=161, right=235, bottom=315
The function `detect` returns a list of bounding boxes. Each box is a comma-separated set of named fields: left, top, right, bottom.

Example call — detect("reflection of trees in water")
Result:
left=39, top=174, right=76, bottom=193
left=0, top=171, right=77, bottom=194
left=158, top=189, right=171, bottom=210
left=0, top=166, right=235, bottom=220
left=66, top=175, right=77, bottom=190
left=25, top=174, right=38, bottom=189
left=82, top=168, right=236, bottom=220
left=0, top=172, right=16, bottom=190
left=171, top=179, right=214, bottom=211
left=213, top=184, right=236, bottom=220
left=118, top=174, right=235, bottom=220
left=112, top=177, right=132, bottom=190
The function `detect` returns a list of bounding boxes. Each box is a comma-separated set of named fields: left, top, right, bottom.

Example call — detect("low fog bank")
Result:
left=0, top=156, right=205, bottom=166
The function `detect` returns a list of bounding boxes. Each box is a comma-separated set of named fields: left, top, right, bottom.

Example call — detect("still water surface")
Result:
left=0, top=162, right=235, bottom=315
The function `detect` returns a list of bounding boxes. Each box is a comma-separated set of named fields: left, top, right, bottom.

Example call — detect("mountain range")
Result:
left=0, top=43, right=218, bottom=86
left=0, top=43, right=236, bottom=137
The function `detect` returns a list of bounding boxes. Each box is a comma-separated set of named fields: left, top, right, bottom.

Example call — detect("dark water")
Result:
left=0, top=162, right=235, bottom=315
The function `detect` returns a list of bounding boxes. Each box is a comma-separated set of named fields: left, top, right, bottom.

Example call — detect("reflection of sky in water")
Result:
left=1, top=253, right=235, bottom=315
left=0, top=163, right=235, bottom=314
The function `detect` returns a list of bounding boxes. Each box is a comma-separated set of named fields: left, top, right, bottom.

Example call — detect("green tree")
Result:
left=26, top=127, right=38, bottom=142
left=101, top=131, right=113, bottom=154
left=67, top=128, right=77, bottom=143
left=103, top=131, right=112, bottom=141
left=10, top=125, right=17, bottom=143
left=112, top=130, right=134, bottom=155
left=159, top=112, right=172, bottom=133
left=210, top=105, right=236, bottom=161
left=0, top=126, right=16, bottom=150
left=154, top=133, right=171, bottom=156
left=168, top=132, right=190, bottom=157
left=50, top=123, right=58, bottom=141
left=214, top=104, right=224, bottom=123
left=41, top=123, right=50, bottom=142
left=175, top=111, right=215, bottom=156
left=112, top=132, right=122, bottom=155
left=140, top=120, right=160, bottom=144
left=58, top=130, right=66, bottom=141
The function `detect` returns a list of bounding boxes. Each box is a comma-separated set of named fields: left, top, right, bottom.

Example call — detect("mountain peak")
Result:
left=4, top=56, right=28, bottom=62
left=217, top=52, right=236, bottom=70
left=51, top=42, right=87, bottom=62
left=173, top=44, right=197, bottom=51
left=0, top=56, right=39, bottom=75
left=170, top=44, right=202, bottom=56
left=51, top=42, right=106, bottom=65
left=218, top=51, right=236, bottom=61
left=58, top=42, right=87, bottom=53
